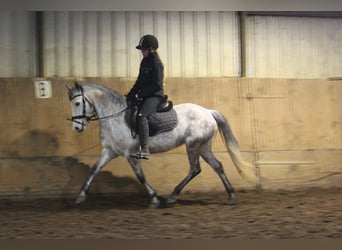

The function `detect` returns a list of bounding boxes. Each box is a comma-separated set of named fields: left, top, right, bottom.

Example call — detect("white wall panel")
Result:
left=3, top=12, right=342, bottom=79
left=98, top=12, right=112, bottom=76
left=245, top=15, right=342, bottom=78
left=196, top=12, right=209, bottom=77
left=167, top=12, right=182, bottom=77
left=0, top=12, right=36, bottom=77
left=42, top=11, right=240, bottom=78
left=112, top=12, right=128, bottom=77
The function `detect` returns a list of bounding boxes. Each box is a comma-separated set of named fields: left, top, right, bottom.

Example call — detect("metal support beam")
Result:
left=35, top=11, right=44, bottom=77
left=238, top=11, right=246, bottom=77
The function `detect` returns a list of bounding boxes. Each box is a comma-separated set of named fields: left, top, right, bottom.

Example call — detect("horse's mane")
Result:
left=82, top=82, right=126, bottom=107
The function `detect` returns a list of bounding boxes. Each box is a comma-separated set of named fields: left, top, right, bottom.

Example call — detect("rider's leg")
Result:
left=136, top=114, right=150, bottom=157
left=130, top=97, right=160, bottom=159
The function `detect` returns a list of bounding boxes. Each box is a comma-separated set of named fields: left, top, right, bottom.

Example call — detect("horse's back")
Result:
left=174, top=102, right=211, bottom=112
left=173, top=103, right=216, bottom=120
left=173, top=103, right=218, bottom=141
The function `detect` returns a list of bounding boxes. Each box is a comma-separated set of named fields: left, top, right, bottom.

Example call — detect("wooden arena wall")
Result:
left=0, top=77, right=341, bottom=198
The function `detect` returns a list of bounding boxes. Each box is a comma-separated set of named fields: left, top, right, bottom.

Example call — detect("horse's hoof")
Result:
left=227, top=198, right=236, bottom=205
left=166, top=194, right=178, bottom=204
left=227, top=194, right=236, bottom=205
left=149, top=202, right=160, bottom=209
left=149, top=201, right=160, bottom=209
left=148, top=197, right=160, bottom=209
left=75, top=192, right=87, bottom=204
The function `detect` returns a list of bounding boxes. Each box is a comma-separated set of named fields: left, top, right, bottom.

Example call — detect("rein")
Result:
left=89, top=106, right=132, bottom=121
left=67, top=106, right=130, bottom=124
left=67, top=86, right=132, bottom=125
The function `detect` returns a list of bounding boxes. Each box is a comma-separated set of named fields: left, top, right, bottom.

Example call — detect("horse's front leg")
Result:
left=76, top=147, right=117, bottom=204
left=127, top=157, right=160, bottom=208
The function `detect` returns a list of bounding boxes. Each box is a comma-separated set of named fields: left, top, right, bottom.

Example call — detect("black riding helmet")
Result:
left=136, top=34, right=159, bottom=50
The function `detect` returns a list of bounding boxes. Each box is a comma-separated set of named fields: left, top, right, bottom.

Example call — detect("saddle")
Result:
left=127, top=95, right=178, bottom=137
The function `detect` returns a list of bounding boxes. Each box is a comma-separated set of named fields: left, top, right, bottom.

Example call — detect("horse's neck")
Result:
left=87, top=89, right=125, bottom=118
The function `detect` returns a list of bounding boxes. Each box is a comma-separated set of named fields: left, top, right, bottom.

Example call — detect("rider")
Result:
left=126, top=34, right=164, bottom=159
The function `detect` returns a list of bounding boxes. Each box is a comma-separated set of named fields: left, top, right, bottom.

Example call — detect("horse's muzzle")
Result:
left=74, top=126, right=85, bottom=132
left=73, top=122, right=86, bottom=132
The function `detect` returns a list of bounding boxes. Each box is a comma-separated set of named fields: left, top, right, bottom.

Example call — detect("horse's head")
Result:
left=67, top=82, right=96, bottom=132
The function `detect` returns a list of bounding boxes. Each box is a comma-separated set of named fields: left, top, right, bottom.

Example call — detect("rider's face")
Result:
left=141, top=49, right=149, bottom=58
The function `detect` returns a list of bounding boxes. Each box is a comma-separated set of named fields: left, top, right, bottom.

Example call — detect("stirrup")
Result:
left=130, top=148, right=150, bottom=160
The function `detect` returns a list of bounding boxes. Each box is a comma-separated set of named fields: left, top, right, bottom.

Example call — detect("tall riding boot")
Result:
left=131, top=115, right=150, bottom=159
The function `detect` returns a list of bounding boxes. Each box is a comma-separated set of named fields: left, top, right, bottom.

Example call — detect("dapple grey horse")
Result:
left=68, top=82, right=257, bottom=207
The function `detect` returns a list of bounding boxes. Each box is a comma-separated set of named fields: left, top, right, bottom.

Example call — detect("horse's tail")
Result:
left=211, top=110, right=258, bottom=184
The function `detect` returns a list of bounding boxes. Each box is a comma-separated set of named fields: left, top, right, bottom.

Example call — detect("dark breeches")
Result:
left=138, top=97, right=161, bottom=117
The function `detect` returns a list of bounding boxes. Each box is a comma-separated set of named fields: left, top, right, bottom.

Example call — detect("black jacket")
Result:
left=127, top=53, right=164, bottom=100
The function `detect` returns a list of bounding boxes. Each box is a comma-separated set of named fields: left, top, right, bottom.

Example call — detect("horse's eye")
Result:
left=75, top=102, right=80, bottom=106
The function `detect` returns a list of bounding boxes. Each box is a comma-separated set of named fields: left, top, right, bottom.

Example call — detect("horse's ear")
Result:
left=66, top=85, right=71, bottom=91
left=75, top=81, right=81, bottom=89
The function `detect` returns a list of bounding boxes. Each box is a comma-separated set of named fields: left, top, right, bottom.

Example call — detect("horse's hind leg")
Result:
left=200, top=148, right=236, bottom=205
left=167, top=146, right=202, bottom=204
left=127, top=157, right=160, bottom=208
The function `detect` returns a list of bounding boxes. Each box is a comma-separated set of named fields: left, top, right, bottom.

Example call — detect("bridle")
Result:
left=67, top=85, right=132, bottom=129
left=67, top=85, right=97, bottom=131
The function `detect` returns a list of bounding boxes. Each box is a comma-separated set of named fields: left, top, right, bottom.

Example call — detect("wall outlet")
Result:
left=34, top=80, right=52, bottom=98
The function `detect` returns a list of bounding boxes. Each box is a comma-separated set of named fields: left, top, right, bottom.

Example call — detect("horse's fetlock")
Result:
left=194, top=168, right=201, bottom=175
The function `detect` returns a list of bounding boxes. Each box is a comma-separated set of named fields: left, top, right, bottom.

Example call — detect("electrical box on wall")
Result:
left=34, top=80, right=52, bottom=98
